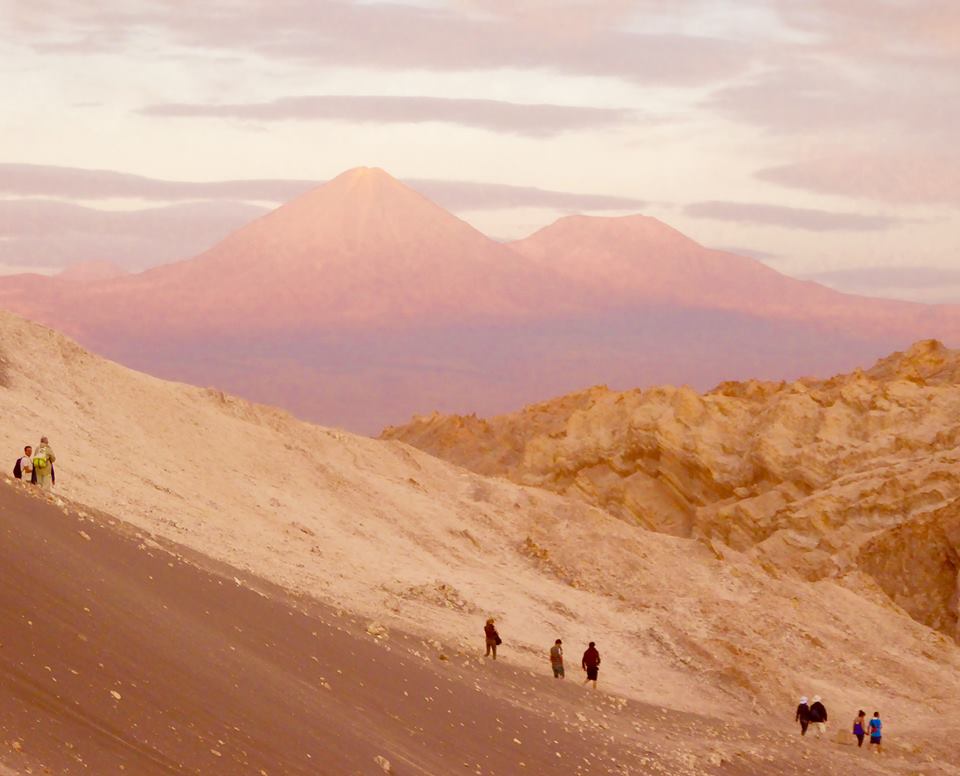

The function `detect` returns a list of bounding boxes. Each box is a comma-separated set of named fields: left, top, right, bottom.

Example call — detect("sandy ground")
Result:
left=2, top=312, right=960, bottom=774
left=2, top=482, right=956, bottom=776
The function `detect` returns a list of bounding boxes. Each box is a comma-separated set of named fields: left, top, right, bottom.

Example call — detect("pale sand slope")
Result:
left=1, top=484, right=940, bottom=776
left=2, top=310, right=959, bottom=770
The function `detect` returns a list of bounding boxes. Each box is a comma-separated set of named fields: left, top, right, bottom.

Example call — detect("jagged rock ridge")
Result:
left=383, top=340, right=960, bottom=638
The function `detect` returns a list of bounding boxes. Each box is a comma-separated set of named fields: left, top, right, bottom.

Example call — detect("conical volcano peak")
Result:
left=262, top=165, right=438, bottom=223
left=327, top=166, right=404, bottom=191
left=204, top=165, right=451, bottom=257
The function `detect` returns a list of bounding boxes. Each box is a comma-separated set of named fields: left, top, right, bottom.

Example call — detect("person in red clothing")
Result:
left=582, top=641, right=600, bottom=688
left=484, top=618, right=501, bottom=659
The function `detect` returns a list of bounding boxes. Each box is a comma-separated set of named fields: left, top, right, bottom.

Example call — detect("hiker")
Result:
left=33, top=436, right=56, bottom=492
left=582, top=641, right=600, bottom=688
left=550, top=639, right=564, bottom=678
left=13, top=446, right=33, bottom=483
left=795, top=697, right=811, bottom=736
left=853, top=710, right=867, bottom=748
left=868, top=711, right=883, bottom=753
left=808, top=695, right=828, bottom=738
left=484, top=618, right=501, bottom=659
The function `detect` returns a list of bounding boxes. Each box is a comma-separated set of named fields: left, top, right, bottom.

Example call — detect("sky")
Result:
left=1, top=0, right=958, bottom=302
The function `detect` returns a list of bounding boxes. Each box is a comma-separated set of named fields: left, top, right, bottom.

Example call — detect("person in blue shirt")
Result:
left=868, top=711, right=883, bottom=754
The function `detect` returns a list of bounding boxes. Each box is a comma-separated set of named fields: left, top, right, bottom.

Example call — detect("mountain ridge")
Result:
left=0, top=167, right=958, bottom=431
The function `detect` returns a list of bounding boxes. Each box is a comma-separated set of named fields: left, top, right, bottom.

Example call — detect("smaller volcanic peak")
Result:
left=508, top=212, right=798, bottom=309
left=516, top=213, right=703, bottom=256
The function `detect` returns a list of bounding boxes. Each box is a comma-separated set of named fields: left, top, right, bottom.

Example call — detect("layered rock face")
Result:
left=384, top=340, right=960, bottom=635
left=858, top=501, right=960, bottom=642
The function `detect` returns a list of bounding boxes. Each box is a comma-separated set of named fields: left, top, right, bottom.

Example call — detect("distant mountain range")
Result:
left=1, top=167, right=958, bottom=432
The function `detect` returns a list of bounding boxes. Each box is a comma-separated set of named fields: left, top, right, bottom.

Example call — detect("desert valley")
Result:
left=2, top=300, right=960, bottom=773
left=4, top=4, right=960, bottom=771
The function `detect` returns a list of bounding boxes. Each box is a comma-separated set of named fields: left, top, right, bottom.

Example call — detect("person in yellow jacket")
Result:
left=33, top=436, right=56, bottom=492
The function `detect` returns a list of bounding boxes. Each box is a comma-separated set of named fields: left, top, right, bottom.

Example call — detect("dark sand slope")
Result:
left=0, top=482, right=929, bottom=776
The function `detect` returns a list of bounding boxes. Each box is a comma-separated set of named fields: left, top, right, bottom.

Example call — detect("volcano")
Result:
left=0, top=168, right=958, bottom=432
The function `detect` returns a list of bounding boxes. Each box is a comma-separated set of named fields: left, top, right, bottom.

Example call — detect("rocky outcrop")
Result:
left=384, top=341, right=960, bottom=634
left=858, top=500, right=960, bottom=641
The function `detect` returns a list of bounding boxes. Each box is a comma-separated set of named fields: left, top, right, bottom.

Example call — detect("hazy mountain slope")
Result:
left=383, top=340, right=960, bottom=636
left=3, top=309, right=960, bottom=753
left=508, top=214, right=959, bottom=336
left=0, top=168, right=958, bottom=433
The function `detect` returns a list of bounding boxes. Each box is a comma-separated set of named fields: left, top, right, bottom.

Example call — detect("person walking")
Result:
left=550, top=639, right=564, bottom=678
left=868, top=711, right=883, bottom=754
left=795, top=697, right=811, bottom=736
left=808, top=696, right=828, bottom=738
left=33, top=437, right=56, bottom=492
left=852, top=710, right=867, bottom=748
left=13, top=445, right=33, bottom=483
left=582, top=641, right=600, bottom=688
left=484, top=618, right=501, bottom=660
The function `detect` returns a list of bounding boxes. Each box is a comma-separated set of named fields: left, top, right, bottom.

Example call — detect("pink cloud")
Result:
left=141, top=95, right=635, bottom=137
left=775, top=0, right=960, bottom=64
left=0, top=199, right=267, bottom=269
left=0, top=163, right=645, bottom=212
left=757, top=152, right=960, bottom=205
left=805, top=265, right=960, bottom=291
left=705, top=63, right=960, bottom=136
left=684, top=200, right=903, bottom=232
left=13, top=1, right=751, bottom=85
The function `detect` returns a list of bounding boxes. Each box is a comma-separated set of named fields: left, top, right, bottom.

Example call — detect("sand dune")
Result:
left=0, top=482, right=668, bottom=775
left=8, top=480, right=943, bottom=775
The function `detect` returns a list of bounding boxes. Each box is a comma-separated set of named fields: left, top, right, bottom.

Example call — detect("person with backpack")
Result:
left=484, top=618, right=501, bottom=659
left=582, top=641, right=600, bottom=688
left=550, top=639, right=564, bottom=678
left=13, top=445, right=33, bottom=484
left=808, top=695, right=828, bottom=738
left=795, top=697, right=811, bottom=736
left=868, top=711, right=883, bottom=754
left=33, top=436, right=56, bottom=492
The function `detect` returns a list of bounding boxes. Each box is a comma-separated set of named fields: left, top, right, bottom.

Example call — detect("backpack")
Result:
left=13, top=458, right=21, bottom=479
left=33, top=456, right=49, bottom=473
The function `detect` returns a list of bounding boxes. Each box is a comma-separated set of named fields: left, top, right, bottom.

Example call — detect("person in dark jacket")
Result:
left=808, top=695, right=828, bottom=738
left=484, top=618, right=500, bottom=659
left=582, top=642, right=600, bottom=688
left=795, top=697, right=811, bottom=736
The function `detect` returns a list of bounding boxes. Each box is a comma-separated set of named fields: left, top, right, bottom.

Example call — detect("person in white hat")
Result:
left=795, top=696, right=811, bottom=736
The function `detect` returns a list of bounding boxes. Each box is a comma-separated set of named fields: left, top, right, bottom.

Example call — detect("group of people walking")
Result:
left=483, top=619, right=602, bottom=688
left=482, top=627, right=888, bottom=749
left=796, top=696, right=883, bottom=753
left=12, top=437, right=56, bottom=491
